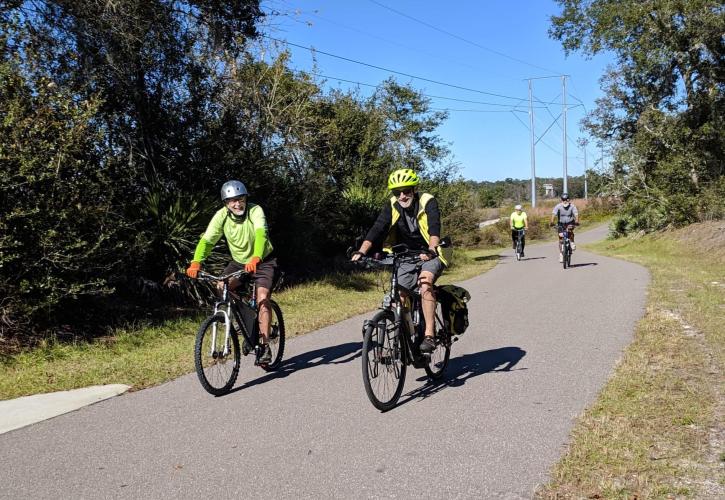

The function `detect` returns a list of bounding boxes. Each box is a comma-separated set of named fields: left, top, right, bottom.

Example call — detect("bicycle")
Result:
left=193, top=269, right=285, bottom=396
left=513, top=228, right=525, bottom=261
left=354, top=244, right=453, bottom=411
left=557, top=223, right=576, bottom=269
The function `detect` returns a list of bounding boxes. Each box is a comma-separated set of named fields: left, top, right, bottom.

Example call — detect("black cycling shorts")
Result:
left=223, top=257, right=278, bottom=291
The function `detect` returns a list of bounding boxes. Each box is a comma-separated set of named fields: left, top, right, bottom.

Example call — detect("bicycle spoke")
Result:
left=362, top=312, right=406, bottom=411
left=195, top=314, right=240, bottom=396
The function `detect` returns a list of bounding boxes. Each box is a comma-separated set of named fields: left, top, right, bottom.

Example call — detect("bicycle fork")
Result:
left=211, top=304, right=233, bottom=359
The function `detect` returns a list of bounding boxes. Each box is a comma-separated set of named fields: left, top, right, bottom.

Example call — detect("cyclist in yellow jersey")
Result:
left=510, top=204, right=528, bottom=257
left=186, top=180, right=277, bottom=364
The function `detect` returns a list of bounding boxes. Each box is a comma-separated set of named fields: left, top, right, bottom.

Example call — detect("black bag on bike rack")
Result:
left=437, top=285, right=471, bottom=336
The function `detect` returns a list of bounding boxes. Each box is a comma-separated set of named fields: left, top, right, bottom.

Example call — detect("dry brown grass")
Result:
left=537, top=221, right=725, bottom=499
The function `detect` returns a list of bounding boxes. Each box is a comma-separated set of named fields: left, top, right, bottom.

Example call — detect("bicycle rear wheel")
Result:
left=260, top=300, right=285, bottom=371
left=362, top=310, right=406, bottom=411
left=194, top=313, right=240, bottom=396
left=424, top=302, right=451, bottom=380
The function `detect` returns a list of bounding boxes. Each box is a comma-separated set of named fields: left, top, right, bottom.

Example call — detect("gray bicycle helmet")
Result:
left=220, top=180, right=248, bottom=201
left=561, top=193, right=569, bottom=201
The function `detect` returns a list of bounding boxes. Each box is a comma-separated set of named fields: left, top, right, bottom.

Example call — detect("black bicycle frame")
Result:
left=381, top=248, right=433, bottom=368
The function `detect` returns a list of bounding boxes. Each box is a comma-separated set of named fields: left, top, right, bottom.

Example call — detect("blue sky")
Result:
left=259, top=0, right=614, bottom=182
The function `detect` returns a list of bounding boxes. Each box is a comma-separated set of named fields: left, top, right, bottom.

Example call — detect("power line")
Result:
left=431, top=107, right=528, bottom=113
left=510, top=109, right=563, bottom=154
left=367, top=0, right=562, bottom=75
left=304, top=11, right=485, bottom=74
left=309, top=71, right=541, bottom=109
left=264, top=35, right=529, bottom=101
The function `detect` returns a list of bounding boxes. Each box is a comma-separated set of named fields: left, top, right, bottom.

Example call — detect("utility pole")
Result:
left=528, top=79, right=536, bottom=207
left=562, top=75, right=568, bottom=195
left=584, top=147, right=588, bottom=200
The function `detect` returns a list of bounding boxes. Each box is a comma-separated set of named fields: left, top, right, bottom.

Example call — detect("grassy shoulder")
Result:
left=537, top=221, right=725, bottom=498
left=0, top=247, right=500, bottom=400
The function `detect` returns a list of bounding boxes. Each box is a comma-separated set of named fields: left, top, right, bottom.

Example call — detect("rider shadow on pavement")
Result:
left=228, top=341, right=362, bottom=394
left=567, top=262, right=598, bottom=268
left=396, top=346, right=527, bottom=407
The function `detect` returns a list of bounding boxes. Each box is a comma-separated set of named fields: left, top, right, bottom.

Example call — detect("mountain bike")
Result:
left=354, top=245, right=453, bottom=411
left=513, top=228, right=525, bottom=261
left=557, top=223, right=576, bottom=269
left=193, top=270, right=285, bottom=396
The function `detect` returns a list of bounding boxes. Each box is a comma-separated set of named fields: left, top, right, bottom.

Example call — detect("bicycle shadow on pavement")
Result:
left=474, top=255, right=500, bottom=261
left=395, top=346, right=527, bottom=408
left=567, top=262, right=598, bottom=268
left=228, top=341, right=362, bottom=394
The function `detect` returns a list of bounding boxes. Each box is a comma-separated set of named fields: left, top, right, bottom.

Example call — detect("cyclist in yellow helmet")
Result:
left=351, top=168, right=446, bottom=354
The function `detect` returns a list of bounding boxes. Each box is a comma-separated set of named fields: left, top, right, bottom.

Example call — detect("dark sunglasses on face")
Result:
left=392, top=187, right=414, bottom=197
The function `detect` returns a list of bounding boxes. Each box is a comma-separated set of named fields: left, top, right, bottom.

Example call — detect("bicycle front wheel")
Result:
left=194, top=313, right=240, bottom=396
left=562, top=243, right=569, bottom=269
left=424, top=302, right=451, bottom=380
left=260, top=300, right=285, bottom=371
left=516, top=239, right=522, bottom=261
left=362, top=310, right=406, bottom=411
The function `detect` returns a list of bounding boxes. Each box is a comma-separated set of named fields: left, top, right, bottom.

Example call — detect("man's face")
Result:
left=392, top=187, right=414, bottom=208
left=225, top=195, right=247, bottom=216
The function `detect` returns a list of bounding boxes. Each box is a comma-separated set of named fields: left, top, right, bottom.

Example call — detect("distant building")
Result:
left=543, top=183, right=555, bottom=198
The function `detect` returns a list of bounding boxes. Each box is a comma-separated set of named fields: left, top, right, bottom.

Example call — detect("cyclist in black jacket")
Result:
left=351, top=169, right=448, bottom=354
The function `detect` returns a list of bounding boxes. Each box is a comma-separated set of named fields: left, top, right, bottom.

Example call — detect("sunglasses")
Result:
left=392, top=187, right=414, bottom=197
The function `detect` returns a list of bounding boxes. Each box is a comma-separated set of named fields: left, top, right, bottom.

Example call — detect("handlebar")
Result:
left=197, top=269, right=248, bottom=282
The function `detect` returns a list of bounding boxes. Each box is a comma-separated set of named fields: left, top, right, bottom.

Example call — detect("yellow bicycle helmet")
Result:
left=387, top=168, right=420, bottom=191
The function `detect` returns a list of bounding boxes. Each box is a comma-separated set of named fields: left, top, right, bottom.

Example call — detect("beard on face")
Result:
left=398, top=197, right=413, bottom=208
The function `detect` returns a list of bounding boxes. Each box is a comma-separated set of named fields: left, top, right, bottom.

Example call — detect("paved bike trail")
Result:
left=0, top=225, right=649, bottom=499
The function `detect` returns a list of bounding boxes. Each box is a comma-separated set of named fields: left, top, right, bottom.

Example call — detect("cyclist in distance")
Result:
left=351, top=168, right=448, bottom=354
left=550, top=193, right=580, bottom=263
left=186, top=180, right=277, bottom=364
left=510, top=204, right=528, bottom=257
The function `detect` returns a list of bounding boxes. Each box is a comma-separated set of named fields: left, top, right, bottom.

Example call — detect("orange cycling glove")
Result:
left=245, top=256, right=261, bottom=274
left=186, top=261, right=201, bottom=279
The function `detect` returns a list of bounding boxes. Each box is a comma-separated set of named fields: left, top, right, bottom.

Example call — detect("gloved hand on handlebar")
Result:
left=186, top=261, right=201, bottom=279
left=245, top=256, right=261, bottom=274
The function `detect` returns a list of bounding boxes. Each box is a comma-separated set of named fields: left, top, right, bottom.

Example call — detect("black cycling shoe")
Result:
left=258, top=344, right=272, bottom=364
left=419, top=336, right=436, bottom=354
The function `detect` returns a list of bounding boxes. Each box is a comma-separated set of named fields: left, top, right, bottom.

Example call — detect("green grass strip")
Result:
left=537, top=223, right=725, bottom=498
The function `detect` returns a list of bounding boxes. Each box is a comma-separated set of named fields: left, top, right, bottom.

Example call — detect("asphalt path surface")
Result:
left=0, top=225, right=649, bottom=499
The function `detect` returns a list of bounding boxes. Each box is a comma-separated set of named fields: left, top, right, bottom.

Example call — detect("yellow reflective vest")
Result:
left=383, top=193, right=450, bottom=266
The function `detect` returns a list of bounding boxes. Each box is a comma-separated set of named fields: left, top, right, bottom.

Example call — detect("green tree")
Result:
left=550, top=0, right=725, bottom=232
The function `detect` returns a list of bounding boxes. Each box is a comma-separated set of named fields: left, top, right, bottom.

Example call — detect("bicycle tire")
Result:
left=424, top=302, right=451, bottom=380
left=516, top=239, right=522, bottom=261
left=566, top=246, right=572, bottom=268
left=194, top=313, right=240, bottom=396
left=260, top=300, right=286, bottom=371
left=563, top=243, right=569, bottom=269
left=362, top=309, right=406, bottom=411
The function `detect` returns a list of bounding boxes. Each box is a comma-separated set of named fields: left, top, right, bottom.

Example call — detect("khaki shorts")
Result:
left=397, top=257, right=444, bottom=292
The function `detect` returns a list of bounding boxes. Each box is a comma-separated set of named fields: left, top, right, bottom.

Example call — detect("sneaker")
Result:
left=419, top=336, right=436, bottom=354
left=259, top=344, right=272, bottom=364
left=571, top=242, right=576, bottom=251
left=559, top=253, right=564, bottom=263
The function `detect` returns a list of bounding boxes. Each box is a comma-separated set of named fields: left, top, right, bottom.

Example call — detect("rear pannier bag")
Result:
left=437, top=285, right=471, bottom=335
